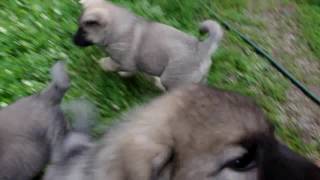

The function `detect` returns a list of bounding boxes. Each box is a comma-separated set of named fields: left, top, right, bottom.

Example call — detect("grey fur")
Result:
left=43, top=84, right=320, bottom=180
left=74, top=0, right=223, bottom=90
left=0, top=61, right=70, bottom=180
left=62, top=99, right=98, bottom=134
left=44, top=99, right=97, bottom=180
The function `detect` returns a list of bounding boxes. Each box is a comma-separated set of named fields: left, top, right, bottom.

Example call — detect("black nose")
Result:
left=73, top=28, right=94, bottom=47
left=259, top=138, right=320, bottom=180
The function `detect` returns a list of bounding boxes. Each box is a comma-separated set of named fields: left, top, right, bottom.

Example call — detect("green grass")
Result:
left=0, top=0, right=319, bottom=155
left=296, top=5, right=320, bottom=60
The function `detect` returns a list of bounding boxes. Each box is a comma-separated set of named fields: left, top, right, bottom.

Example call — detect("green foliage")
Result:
left=296, top=5, right=320, bottom=60
left=294, top=0, right=320, bottom=6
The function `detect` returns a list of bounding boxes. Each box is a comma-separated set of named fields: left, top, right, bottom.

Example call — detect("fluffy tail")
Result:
left=40, top=61, right=70, bottom=105
left=198, top=20, right=224, bottom=56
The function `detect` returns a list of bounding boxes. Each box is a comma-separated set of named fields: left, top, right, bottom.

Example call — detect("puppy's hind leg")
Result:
left=99, top=57, right=120, bottom=72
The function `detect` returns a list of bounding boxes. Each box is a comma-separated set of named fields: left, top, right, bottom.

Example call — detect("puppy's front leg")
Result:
left=120, top=137, right=172, bottom=180
left=99, top=58, right=134, bottom=78
left=99, top=57, right=120, bottom=72
left=153, top=76, right=166, bottom=92
left=118, top=71, right=134, bottom=78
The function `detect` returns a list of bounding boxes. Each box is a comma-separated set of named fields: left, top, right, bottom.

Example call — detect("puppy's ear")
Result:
left=80, top=9, right=109, bottom=28
left=79, top=0, right=104, bottom=8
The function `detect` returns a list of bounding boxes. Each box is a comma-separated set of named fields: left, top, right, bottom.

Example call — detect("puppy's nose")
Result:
left=73, top=28, right=93, bottom=47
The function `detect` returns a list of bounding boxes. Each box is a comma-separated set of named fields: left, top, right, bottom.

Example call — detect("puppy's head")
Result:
left=160, top=86, right=270, bottom=180
left=73, top=0, right=110, bottom=47
left=141, top=86, right=320, bottom=180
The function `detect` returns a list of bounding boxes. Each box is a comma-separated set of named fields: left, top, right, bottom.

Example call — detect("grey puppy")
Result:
left=73, top=0, right=223, bottom=90
left=0, top=61, right=70, bottom=180
left=44, top=84, right=320, bottom=180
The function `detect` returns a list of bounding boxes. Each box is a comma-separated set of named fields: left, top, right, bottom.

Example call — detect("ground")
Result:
left=0, top=0, right=319, bottom=158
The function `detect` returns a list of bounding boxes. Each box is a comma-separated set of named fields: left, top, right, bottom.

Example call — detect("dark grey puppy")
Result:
left=0, top=61, right=70, bottom=180
left=43, top=85, right=320, bottom=180
left=74, top=0, right=223, bottom=90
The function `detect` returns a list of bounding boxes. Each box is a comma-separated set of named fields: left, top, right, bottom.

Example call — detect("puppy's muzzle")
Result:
left=259, top=137, right=320, bottom=180
left=73, top=28, right=94, bottom=47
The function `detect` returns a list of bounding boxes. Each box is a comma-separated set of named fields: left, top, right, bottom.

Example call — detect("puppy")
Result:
left=0, top=61, right=70, bottom=180
left=74, top=0, right=223, bottom=90
left=44, top=84, right=320, bottom=180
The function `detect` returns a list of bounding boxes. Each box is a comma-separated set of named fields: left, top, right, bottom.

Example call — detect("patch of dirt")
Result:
left=250, top=3, right=320, bottom=156
left=285, top=86, right=320, bottom=142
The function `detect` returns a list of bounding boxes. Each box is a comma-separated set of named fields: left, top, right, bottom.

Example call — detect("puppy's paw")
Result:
left=118, top=71, right=134, bottom=78
left=99, top=57, right=120, bottom=72
left=154, top=77, right=166, bottom=92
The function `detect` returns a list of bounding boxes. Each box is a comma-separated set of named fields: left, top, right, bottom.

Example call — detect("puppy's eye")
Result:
left=84, top=20, right=100, bottom=27
left=226, top=151, right=256, bottom=172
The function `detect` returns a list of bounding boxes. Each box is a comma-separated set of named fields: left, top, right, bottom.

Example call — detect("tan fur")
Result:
left=44, top=85, right=279, bottom=180
left=74, top=0, right=223, bottom=90
left=95, top=85, right=269, bottom=180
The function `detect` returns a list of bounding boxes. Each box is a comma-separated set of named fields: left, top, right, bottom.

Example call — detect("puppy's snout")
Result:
left=259, top=139, right=320, bottom=180
left=73, top=27, right=93, bottom=47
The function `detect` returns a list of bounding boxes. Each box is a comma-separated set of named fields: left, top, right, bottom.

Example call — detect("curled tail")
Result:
left=40, top=61, right=70, bottom=105
left=199, top=20, right=224, bottom=56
